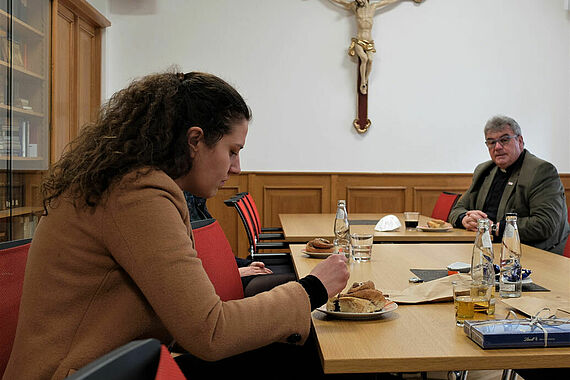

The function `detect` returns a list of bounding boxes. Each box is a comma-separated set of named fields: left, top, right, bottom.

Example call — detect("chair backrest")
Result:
left=0, top=238, right=32, bottom=376
left=236, top=192, right=283, bottom=235
left=431, top=192, right=461, bottom=221
left=192, top=218, right=244, bottom=301
left=66, top=338, right=185, bottom=380
left=236, top=198, right=259, bottom=240
left=243, top=193, right=262, bottom=234
left=224, top=196, right=258, bottom=255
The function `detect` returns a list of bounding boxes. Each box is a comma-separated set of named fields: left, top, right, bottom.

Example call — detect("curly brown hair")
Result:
left=41, top=70, right=251, bottom=210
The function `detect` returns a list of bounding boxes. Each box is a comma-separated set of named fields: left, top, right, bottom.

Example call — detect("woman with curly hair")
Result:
left=3, top=70, right=349, bottom=379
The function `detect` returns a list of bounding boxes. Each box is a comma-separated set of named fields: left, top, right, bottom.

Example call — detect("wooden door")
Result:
left=51, top=1, right=75, bottom=163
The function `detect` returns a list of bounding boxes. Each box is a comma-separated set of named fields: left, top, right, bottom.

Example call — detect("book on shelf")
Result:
left=19, top=98, right=32, bottom=110
left=1, top=124, right=20, bottom=132
left=0, top=173, right=25, bottom=211
left=20, top=120, right=29, bottom=156
left=0, top=30, right=27, bottom=69
left=12, top=41, right=24, bottom=67
left=0, top=120, right=34, bottom=157
left=0, top=28, right=8, bottom=63
left=22, top=39, right=27, bottom=69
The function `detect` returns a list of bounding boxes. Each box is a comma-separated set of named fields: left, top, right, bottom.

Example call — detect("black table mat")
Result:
left=410, top=269, right=449, bottom=282
left=349, top=219, right=378, bottom=225
left=409, top=269, right=550, bottom=292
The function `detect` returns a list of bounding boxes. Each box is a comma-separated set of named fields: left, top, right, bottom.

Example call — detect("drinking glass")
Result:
left=350, top=233, right=373, bottom=261
left=452, top=279, right=475, bottom=326
left=404, top=212, right=420, bottom=230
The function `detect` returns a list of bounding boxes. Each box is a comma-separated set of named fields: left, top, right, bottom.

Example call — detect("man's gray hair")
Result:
left=484, top=115, right=522, bottom=136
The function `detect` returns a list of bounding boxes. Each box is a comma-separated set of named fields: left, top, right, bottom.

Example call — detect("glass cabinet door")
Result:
left=0, top=0, right=49, bottom=241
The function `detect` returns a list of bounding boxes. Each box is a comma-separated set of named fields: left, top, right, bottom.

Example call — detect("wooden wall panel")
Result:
left=207, top=172, right=570, bottom=258
left=263, top=187, right=325, bottom=227
left=346, top=186, right=406, bottom=213
left=249, top=174, right=332, bottom=227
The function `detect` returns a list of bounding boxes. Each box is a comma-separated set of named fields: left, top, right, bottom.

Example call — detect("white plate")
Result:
left=316, top=301, right=398, bottom=320
left=302, top=250, right=333, bottom=259
left=416, top=225, right=453, bottom=232
left=447, top=261, right=471, bottom=273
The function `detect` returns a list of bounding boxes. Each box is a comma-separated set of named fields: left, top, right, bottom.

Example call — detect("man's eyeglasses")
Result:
left=484, top=135, right=518, bottom=148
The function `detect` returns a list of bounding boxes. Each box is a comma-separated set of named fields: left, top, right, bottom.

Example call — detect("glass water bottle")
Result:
left=500, top=213, right=522, bottom=298
left=471, top=218, right=496, bottom=315
left=333, top=200, right=350, bottom=257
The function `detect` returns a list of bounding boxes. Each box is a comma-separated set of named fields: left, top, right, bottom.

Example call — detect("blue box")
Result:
left=463, top=319, right=570, bottom=349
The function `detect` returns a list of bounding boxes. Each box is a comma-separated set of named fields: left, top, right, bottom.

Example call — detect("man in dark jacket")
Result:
left=449, top=115, right=569, bottom=254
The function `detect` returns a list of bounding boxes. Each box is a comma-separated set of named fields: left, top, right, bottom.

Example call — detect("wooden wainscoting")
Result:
left=207, top=172, right=570, bottom=258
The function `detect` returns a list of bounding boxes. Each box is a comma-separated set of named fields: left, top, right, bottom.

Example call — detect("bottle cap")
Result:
left=477, top=218, right=491, bottom=227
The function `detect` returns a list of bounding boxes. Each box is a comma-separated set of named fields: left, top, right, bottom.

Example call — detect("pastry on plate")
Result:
left=306, top=238, right=334, bottom=253
left=427, top=219, right=447, bottom=228
left=326, top=281, right=387, bottom=313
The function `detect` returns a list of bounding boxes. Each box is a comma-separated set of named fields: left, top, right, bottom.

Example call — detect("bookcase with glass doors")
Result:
left=0, top=0, right=49, bottom=241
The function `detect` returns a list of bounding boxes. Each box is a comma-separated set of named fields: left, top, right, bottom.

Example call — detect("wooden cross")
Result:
left=328, top=0, right=424, bottom=133
left=355, top=67, right=370, bottom=133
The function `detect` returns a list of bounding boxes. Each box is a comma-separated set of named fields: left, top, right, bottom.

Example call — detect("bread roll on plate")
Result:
left=427, top=219, right=447, bottom=228
left=326, top=281, right=387, bottom=313
left=305, top=238, right=334, bottom=253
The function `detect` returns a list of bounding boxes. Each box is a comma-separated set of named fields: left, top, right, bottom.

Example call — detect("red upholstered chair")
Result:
left=65, top=338, right=186, bottom=380
left=228, top=193, right=285, bottom=243
left=242, top=193, right=284, bottom=237
left=431, top=192, right=461, bottom=222
left=223, top=192, right=283, bottom=237
left=192, top=218, right=244, bottom=301
left=154, top=345, right=186, bottom=380
left=0, top=238, right=32, bottom=377
left=224, top=193, right=290, bottom=266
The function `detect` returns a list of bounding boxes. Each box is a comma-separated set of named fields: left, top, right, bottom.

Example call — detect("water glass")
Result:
left=350, top=233, right=373, bottom=261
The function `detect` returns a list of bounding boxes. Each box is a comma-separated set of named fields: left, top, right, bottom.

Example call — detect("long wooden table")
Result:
left=279, top=213, right=476, bottom=242
left=291, top=243, right=570, bottom=374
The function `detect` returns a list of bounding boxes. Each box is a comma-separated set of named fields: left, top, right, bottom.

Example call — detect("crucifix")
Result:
left=328, top=0, right=424, bottom=133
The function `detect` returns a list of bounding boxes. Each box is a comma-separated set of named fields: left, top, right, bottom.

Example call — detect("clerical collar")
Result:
left=498, top=149, right=526, bottom=174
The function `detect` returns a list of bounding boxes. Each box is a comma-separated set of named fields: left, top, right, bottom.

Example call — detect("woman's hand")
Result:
left=309, top=254, right=350, bottom=298
left=238, top=261, right=273, bottom=277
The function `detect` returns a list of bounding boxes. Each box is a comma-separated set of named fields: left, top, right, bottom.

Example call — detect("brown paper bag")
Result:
left=502, top=296, right=570, bottom=318
left=381, top=273, right=470, bottom=304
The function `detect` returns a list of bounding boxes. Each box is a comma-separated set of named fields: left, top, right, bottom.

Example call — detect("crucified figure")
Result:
left=329, top=0, right=423, bottom=94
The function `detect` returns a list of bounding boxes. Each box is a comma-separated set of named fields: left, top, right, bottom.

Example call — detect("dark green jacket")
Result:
left=449, top=150, right=569, bottom=254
